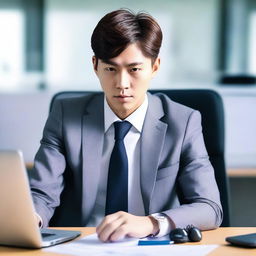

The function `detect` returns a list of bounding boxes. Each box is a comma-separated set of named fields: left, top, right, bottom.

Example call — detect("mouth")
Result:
left=114, top=94, right=133, bottom=98
left=114, top=95, right=133, bottom=102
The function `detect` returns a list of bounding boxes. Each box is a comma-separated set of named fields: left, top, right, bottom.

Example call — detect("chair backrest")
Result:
left=50, top=89, right=230, bottom=227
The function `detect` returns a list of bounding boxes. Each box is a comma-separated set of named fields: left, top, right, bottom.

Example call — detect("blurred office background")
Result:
left=0, top=0, right=256, bottom=226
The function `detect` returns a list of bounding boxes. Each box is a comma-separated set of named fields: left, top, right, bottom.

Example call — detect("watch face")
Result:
left=157, top=216, right=166, bottom=221
left=154, top=215, right=167, bottom=224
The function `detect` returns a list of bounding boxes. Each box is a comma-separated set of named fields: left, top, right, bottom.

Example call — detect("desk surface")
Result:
left=0, top=227, right=256, bottom=255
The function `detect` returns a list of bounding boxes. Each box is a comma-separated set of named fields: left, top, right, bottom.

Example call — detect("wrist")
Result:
left=148, top=215, right=160, bottom=236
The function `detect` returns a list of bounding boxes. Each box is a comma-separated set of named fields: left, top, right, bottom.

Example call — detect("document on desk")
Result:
left=44, top=233, right=218, bottom=256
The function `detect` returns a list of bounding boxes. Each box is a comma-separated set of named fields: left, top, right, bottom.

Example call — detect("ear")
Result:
left=92, top=56, right=98, bottom=73
left=151, top=57, right=160, bottom=78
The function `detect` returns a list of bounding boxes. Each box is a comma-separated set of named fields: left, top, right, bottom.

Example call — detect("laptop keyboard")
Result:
left=41, top=232, right=55, bottom=238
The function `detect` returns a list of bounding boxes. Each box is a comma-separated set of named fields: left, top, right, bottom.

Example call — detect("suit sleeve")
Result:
left=162, top=110, right=223, bottom=230
left=29, top=99, right=66, bottom=227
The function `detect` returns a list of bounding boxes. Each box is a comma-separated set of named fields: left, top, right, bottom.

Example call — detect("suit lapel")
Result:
left=81, top=93, right=104, bottom=225
left=140, top=93, right=167, bottom=215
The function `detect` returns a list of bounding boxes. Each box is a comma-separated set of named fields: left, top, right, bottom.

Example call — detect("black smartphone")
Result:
left=226, top=233, right=256, bottom=248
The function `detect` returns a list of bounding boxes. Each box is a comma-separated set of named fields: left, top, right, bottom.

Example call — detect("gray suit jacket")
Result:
left=30, top=92, right=223, bottom=229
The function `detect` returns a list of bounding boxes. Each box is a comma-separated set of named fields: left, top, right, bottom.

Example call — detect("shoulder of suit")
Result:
left=148, top=92, right=195, bottom=116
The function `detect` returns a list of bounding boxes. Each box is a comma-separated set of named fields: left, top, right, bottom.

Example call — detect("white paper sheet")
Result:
left=44, top=233, right=218, bottom=256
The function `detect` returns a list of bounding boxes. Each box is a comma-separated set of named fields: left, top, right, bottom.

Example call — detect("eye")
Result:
left=105, top=67, right=116, bottom=72
left=130, top=67, right=141, bottom=72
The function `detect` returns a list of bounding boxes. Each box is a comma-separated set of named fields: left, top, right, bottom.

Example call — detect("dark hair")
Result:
left=91, top=9, right=162, bottom=64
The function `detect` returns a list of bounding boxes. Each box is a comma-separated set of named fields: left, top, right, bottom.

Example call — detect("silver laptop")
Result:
left=0, top=150, right=81, bottom=248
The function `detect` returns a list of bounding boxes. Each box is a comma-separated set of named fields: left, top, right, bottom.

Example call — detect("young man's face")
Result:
left=93, top=43, right=160, bottom=119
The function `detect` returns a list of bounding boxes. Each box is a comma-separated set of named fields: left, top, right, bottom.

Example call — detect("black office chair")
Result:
left=50, top=89, right=230, bottom=227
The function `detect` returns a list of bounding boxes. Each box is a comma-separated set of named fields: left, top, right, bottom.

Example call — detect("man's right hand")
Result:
left=96, top=211, right=159, bottom=242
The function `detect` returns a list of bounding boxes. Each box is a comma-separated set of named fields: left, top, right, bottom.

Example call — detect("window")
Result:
left=0, top=10, right=24, bottom=90
left=249, top=12, right=256, bottom=74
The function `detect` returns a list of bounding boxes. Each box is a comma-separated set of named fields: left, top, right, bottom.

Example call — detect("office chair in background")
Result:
left=49, top=89, right=230, bottom=227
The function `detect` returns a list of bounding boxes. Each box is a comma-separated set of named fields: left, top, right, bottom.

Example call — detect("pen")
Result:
left=138, top=240, right=174, bottom=246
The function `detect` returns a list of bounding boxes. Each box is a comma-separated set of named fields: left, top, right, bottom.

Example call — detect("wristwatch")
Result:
left=150, top=214, right=169, bottom=237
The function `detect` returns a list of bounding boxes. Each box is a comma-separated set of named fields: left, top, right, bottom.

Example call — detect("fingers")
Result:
left=96, top=212, right=156, bottom=242
left=108, top=223, right=129, bottom=241
left=97, top=212, right=125, bottom=242
left=96, top=212, right=120, bottom=234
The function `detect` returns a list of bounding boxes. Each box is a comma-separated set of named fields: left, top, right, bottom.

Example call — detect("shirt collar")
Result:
left=104, top=95, right=148, bottom=133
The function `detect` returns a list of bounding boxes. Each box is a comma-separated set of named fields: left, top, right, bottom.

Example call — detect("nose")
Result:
left=116, top=70, right=130, bottom=89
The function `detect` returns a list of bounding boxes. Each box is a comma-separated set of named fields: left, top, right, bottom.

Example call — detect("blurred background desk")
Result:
left=228, top=168, right=256, bottom=177
left=0, top=227, right=256, bottom=256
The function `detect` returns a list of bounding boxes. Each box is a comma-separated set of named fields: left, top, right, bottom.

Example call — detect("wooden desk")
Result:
left=0, top=227, right=256, bottom=255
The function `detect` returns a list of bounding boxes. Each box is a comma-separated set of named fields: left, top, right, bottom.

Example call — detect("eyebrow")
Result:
left=101, top=60, right=143, bottom=67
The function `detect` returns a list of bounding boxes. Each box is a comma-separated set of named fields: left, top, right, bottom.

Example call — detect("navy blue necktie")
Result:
left=105, top=121, right=132, bottom=215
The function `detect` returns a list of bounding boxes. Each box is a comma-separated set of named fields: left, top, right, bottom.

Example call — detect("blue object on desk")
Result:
left=138, top=240, right=174, bottom=246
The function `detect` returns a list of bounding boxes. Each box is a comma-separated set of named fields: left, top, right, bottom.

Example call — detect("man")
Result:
left=30, top=9, right=222, bottom=242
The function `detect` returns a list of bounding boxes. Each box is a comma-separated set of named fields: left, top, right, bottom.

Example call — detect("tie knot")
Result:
left=114, top=121, right=132, bottom=140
